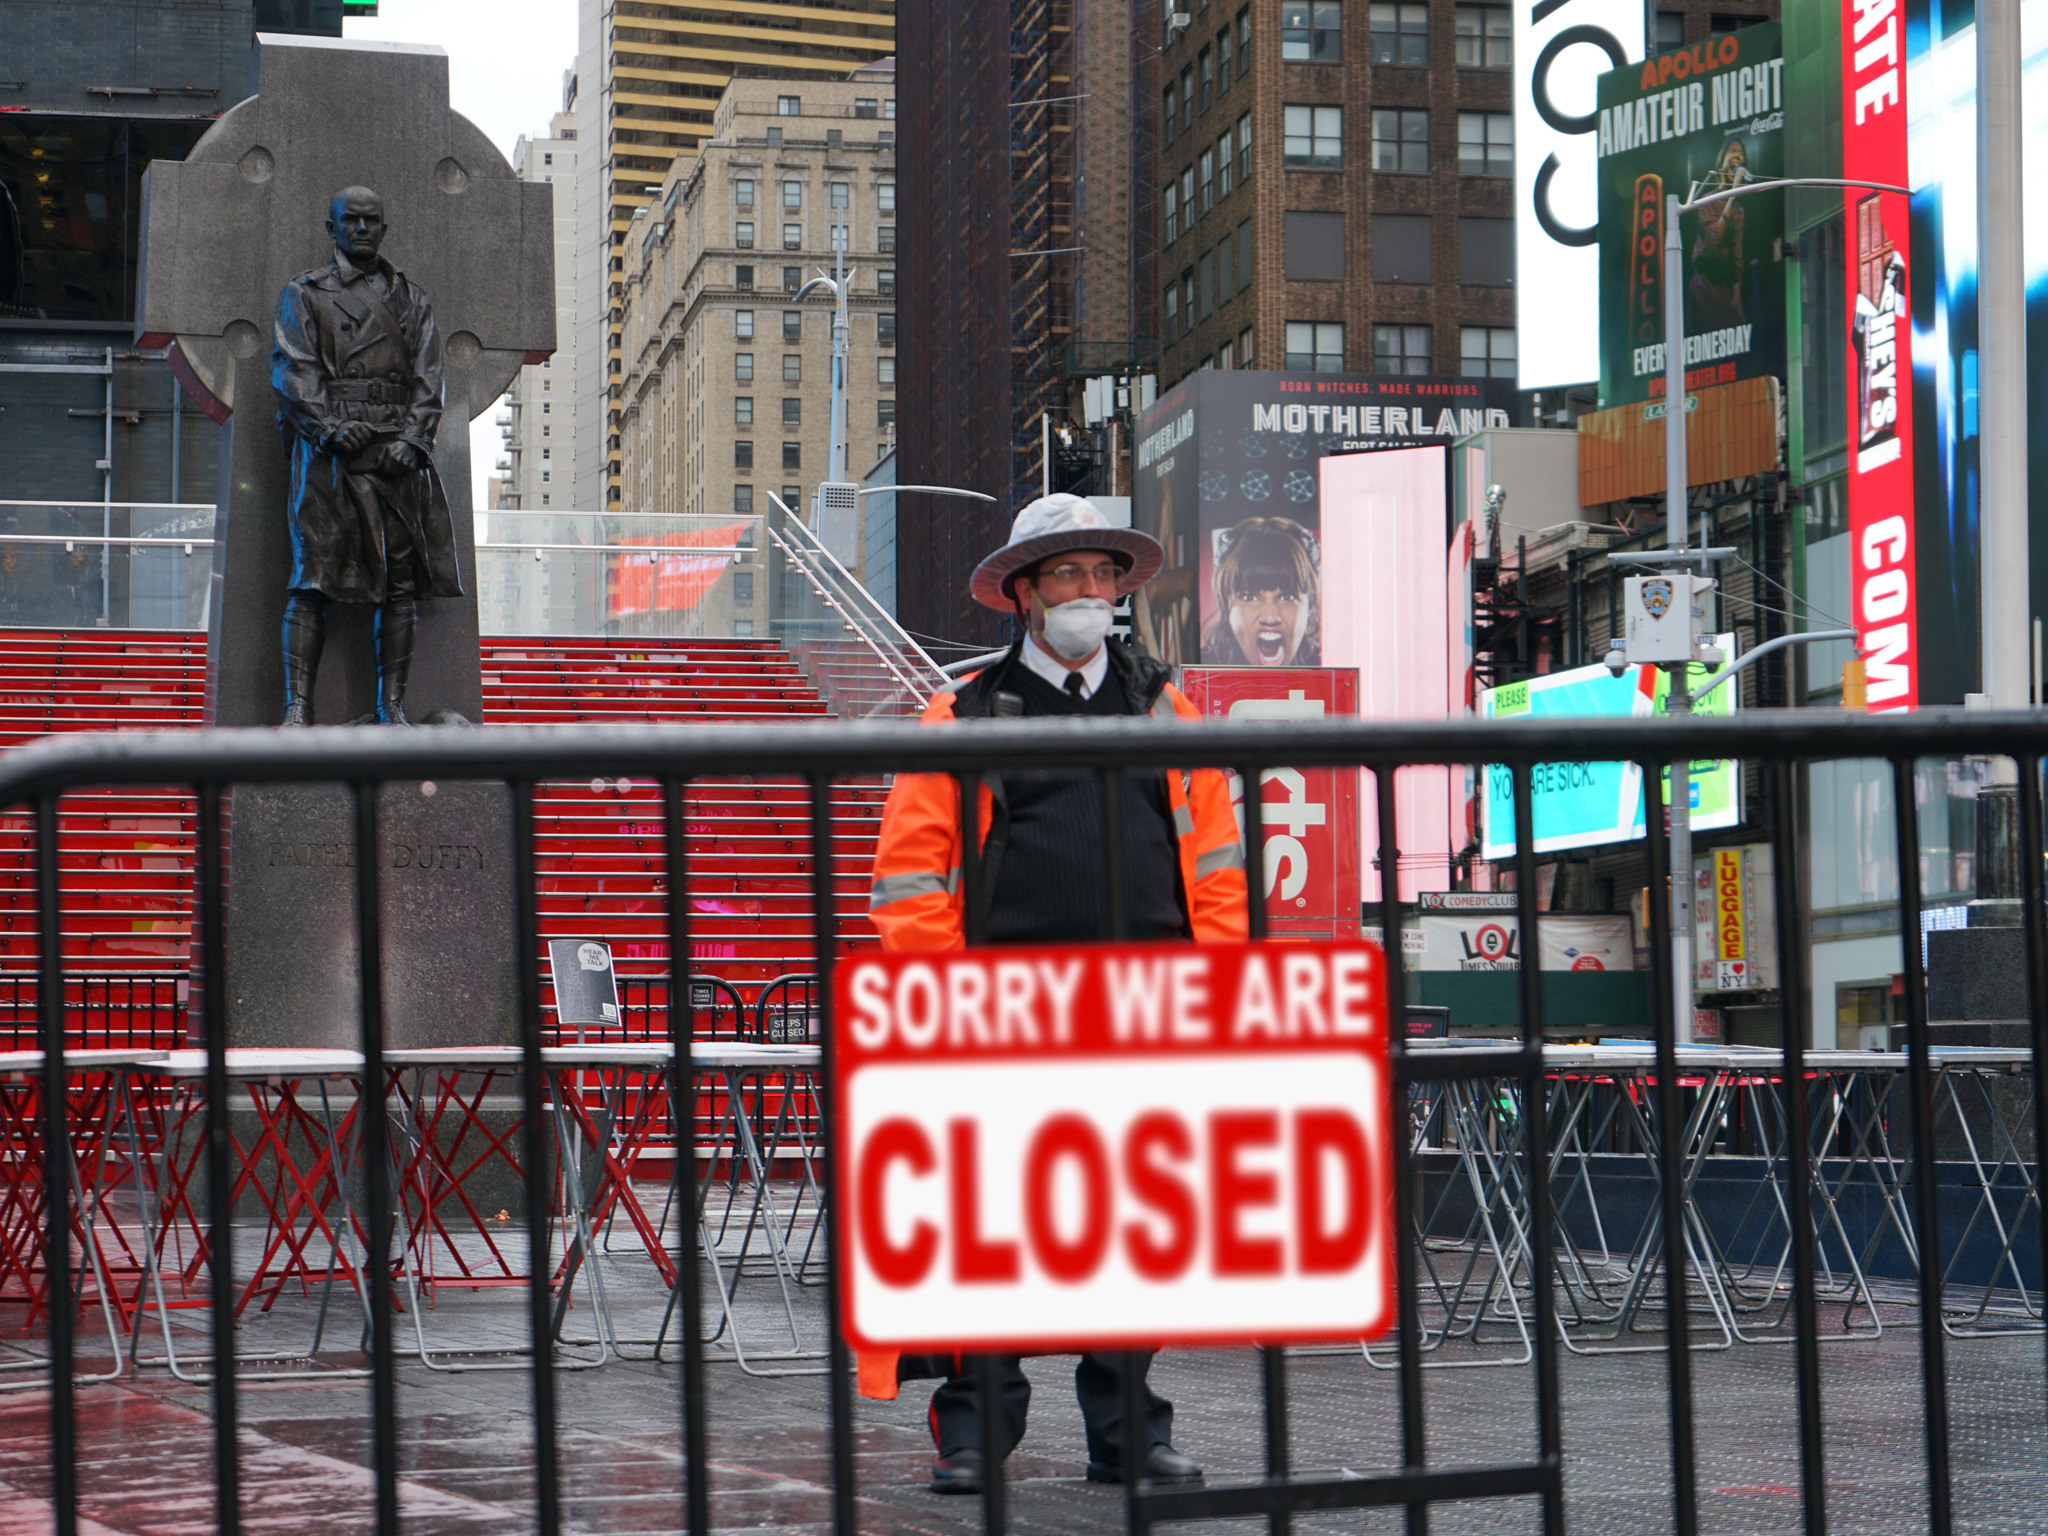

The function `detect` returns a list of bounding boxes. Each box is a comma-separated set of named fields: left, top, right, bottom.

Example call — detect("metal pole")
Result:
left=830, top=226, right=848, bottom=484
left=1977, top=0, right=2028, bottom=707
left=1662, top=194, right=1694, bottom=1043
left=1041, top=410, right=1051, bottom=497
left=102, top=348, right=113, bottom=624
left=170, top=372, right=183, bottom=504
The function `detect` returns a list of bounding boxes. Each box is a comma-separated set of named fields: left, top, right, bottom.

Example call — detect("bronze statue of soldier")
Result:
left=271, top=186, right=464, bottom=725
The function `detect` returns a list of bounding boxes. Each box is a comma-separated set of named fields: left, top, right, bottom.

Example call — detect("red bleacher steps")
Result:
left=0, top=630, right=882, bottom=1016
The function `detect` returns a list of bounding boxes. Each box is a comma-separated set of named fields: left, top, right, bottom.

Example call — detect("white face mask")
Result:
left=1038, top=596, right=1113, bottom=661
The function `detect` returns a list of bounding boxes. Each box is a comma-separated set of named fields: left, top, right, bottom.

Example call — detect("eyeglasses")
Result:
left=1035, top=561, right=1121, bottom=589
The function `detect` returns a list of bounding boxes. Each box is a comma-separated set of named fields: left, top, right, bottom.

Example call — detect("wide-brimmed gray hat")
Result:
left=969, top=494, right=1165, bottom=611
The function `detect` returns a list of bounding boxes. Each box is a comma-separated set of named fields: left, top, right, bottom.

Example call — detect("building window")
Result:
left=856, top=97, right=879, bottom=118
left=736, top=397, right=754, bottom=424
left=1199, top=248, right=1216, bottom=317
left=1458, top=216, right=1514, bottom=284
left=879, top=355, right=896, bottom=384
left=1370, top=2, right=1429, bottom=64
left=1237, top=216, right=1254, bottom=288
left=1372, top=213, right=1433, bottom=280
left=1183, top=271, right=1196, bottom=330
left=879, top=224, right=896, bottom=253
left=736, top=440, right=754, bottom=468
left=1283, top=105, right=1342, bottom=168
left=1238, top=7, right=1252, bottom=74
left=777, top=95, right=801, bottom=115
left=1373, top=323, right=1432, bottom=373
left=1217, top=131, right=1234, bottom=198
left=1283, top=210, right=1346, bottom=280
left=783, top=397, right=801, bottom=426
left=782, top=442, right=801, bottom=470
left=1453, top=4, right=1511, bottom=66
left=1240, top=325, right=1255, bottom=365
left=1199, top=149, right=1215, bottom=211
left=1165, top=283, right=1181, bottom=338
left=1219, top=28, right=1234, bottom=83
left=1164, top=85, right=1178, bottom=146
left=827, top=128, right=843, bottom=151
left=1655, top=9, right=1685, bottom=51
left=783, top=180, right=802, bottom=209
left=543, top=152, right=553, bottom=165
left=736, top=178, right=755, bottom=208
left=735, top=310, right=755, bottom=340
left=878, top=268, right=896, bottom=294
left=1457, top=111, right=1514, bottom=175
left=1281, top=1, right=1342, bottom=60
left=1711, top=12, right=1765, bottom=35
left=1181, top=166, right=1196, bottom=218
left=735, top=222, right=755, bottom=249
left=1284, top=321, right=1345, bottom=371
left=1181, top=66, right=1195, bottom=129
left=733, top=570, right=756, bottom=604
left=879, top=312, right=896, bottom=344
left=783, top=223, right=802, bottom=250
left=783, top=265, right=801, bottom=290
left=879, top=181, right=896, bottom=213
left=879, top=130, right=895, bottom=149
left=1164, top=182, right=1180, bottom=244
left=878, top=399, right=896, bottom=428
left=1199, top=46, right=1214, bottom=110
left=784, top=353, right=802, bottom=382
left=782, top=486, right=801, bottom=507
left=830, top=181, right=850, bottom=208
left=736, top=353, right=754, bottom=382
left=782, top=311, right=802, bottom=342
left=1460, top=326, right=1517, bottom=378
left=765, top=126, right=782, bottom=149
left=1371, top=109, right=1429, bottom=173
left=734, top=263, right=754, bottom=288
left=1238, top=113, right=1253, bottom=183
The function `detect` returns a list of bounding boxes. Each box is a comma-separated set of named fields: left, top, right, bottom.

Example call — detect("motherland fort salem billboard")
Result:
left=1595, top=23, right=1787, bottom=411
left=1131, top=371, right=1514, bottom=666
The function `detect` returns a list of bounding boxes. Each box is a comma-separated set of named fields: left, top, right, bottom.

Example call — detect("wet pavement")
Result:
left=0, top=1191, right=2043, bottom=1535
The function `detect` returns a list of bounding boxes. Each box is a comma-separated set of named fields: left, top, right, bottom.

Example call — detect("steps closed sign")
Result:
left=835, top=939, right=1395, bottom=1352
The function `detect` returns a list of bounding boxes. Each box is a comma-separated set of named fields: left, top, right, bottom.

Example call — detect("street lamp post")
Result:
left=1635, top=175, right=1904, bottom=1041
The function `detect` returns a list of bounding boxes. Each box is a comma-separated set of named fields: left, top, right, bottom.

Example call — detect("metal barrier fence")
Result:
left=0, top=972, right=182, bottom=1051
left=8, top=709, right=2048, bottom=1536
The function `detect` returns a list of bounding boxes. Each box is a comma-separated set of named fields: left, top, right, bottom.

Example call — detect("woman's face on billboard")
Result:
left=1228, top=585, right=1309, bottom=666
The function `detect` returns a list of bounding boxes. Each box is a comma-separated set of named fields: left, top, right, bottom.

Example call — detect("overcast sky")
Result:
left=343, top=1, right=579, bottom=505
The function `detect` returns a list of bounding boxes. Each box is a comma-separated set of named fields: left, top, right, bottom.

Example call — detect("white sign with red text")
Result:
left=835, top=940, right=1395, bottom=1353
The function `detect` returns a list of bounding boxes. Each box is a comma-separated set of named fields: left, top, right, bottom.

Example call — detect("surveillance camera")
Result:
left=1604, top=645, right=1629, bottom=679
left=1696, top=644, right=1725, bottom=668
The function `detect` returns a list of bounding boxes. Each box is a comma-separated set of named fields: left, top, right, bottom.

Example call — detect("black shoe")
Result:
left=930, top=1448, right=984, bottom=1495
left=1085, top=1444, right=1205, bottom=1486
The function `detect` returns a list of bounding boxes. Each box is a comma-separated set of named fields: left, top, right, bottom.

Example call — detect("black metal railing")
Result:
left=6, top=709, right=2046, bottom=1536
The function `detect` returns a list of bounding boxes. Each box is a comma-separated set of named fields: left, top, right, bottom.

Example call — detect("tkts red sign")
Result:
left=1844, top=0, right=1914, bottom=711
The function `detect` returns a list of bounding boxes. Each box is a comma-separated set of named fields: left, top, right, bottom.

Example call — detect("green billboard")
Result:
left=1478, top=641, right=1741, bottom=860
left=1595, top=22, right=1786, bottom=410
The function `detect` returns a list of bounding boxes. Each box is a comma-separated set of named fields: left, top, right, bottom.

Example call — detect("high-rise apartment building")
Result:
left=1154, top=0, right=1773, bottom=391
left=573, top=0, right=895, bottom=508
left=617, top=66, right=898, bottom=596
left=498, top=107, right=585, bottom=512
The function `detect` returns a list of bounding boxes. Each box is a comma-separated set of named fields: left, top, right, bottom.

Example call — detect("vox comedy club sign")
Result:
left=835, top=940, right=1394, bottom=1352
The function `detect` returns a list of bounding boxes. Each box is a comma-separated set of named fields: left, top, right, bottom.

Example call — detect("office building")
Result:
left=617, top=65, right=898, bottom=600
left=497, top=106, right=586, bottom=512
left=572, top=0, right=895, bottom=508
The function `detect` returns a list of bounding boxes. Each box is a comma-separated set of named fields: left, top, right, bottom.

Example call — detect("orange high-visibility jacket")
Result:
left=857, top=641, right=1249, bottom=1400
left=867, top=643, right=1250, bottom=956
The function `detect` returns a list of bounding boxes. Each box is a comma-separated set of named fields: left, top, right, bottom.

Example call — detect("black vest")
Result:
left=983, top=661, right=1190, bottom=944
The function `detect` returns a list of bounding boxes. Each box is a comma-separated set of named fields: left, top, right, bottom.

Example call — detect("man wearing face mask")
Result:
left=861, top=493, right=1247, bottom=1495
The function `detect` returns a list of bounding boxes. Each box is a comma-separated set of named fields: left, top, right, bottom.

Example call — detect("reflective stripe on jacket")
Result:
left=866, top=646, right=1249, bottom=953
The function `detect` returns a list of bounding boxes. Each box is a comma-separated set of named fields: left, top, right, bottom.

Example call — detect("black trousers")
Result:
left=928, top=1352, right=1174, bottom=1465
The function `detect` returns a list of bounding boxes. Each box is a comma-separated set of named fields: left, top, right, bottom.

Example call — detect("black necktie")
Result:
left=1064, top=672, right=1087, bottom=702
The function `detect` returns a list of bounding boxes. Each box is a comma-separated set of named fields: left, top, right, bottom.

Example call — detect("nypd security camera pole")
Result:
left=1617, top=174, right=1905, bottom=1041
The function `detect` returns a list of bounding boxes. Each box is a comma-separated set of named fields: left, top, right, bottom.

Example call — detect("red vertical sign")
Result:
left=1843, top=0, right=1914, bottom=711
left=1179, top=668, right=1361, bottom=940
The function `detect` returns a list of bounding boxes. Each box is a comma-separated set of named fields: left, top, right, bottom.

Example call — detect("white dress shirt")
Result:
left=1020, top=632, right=1108, bottom=700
